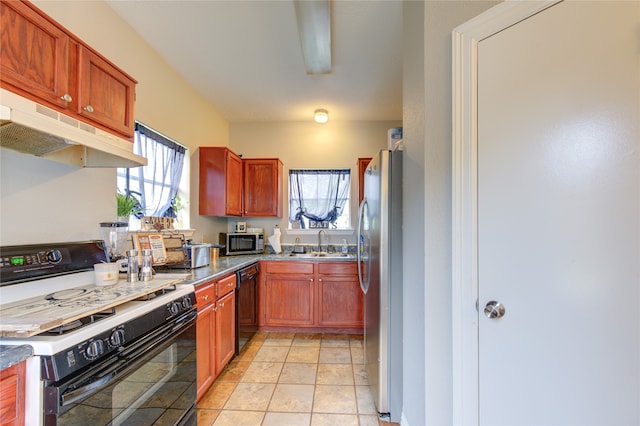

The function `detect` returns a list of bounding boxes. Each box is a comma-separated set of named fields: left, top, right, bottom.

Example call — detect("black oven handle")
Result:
left=58, top=310, right=196, bottom=408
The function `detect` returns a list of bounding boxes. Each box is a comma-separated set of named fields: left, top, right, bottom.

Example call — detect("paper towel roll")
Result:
left=269, top=227, right=282, bottom=253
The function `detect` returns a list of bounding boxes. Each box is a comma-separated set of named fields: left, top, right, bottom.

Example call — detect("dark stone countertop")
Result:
left=156, top=252, right=355, bottom=288
left=0, top=252, right=356, bottom=367
left=0, top=344, right=33, bottom=371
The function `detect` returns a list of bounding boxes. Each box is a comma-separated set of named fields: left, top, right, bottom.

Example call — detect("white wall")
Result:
left=229, top=120, right=400, bottom=247
left=401, top=1, right=426, bottom=423
left=1, top=1, right=230, bottom=246
left=401, top=1, right=499, bottom=425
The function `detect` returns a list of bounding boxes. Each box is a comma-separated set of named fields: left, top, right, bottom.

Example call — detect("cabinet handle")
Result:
left=309, top=278, right=313, bottom=284
left=83, top=105, right=94, bottom=113
left=202, top=295, right=209, bottom=301
left=220, top=302, right=224, bottom=308
left=60, top=93, right=72, bottom=102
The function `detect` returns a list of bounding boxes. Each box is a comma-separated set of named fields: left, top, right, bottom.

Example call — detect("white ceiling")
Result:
left=106, top=0, right=403, bottom=123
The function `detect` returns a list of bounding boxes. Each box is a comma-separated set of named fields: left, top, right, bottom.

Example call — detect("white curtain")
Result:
left=289, top=169, right=350, bottom=228
left=128, top=123, right=186, bottom=218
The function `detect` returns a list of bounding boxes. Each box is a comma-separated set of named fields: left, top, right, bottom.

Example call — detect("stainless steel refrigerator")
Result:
left=357, top=149, right=402, bottom=422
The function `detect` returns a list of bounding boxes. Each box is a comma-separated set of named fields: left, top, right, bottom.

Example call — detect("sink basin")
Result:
left=287, top=252, right=353, bottom=259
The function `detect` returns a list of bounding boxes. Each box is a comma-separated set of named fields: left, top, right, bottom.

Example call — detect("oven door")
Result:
left=44, top=317, right=196, bottom=426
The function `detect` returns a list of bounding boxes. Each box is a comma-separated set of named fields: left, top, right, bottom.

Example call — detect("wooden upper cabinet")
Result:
left=77, top=46, right=136, bottom=137
left=0, top=0, right=71, bottom=109
left=358, top=158, right=372, bottom=205
left=243, top=158, right=283, bottom=217
left=199, top=149, right=283, bottom=218
left=0, top=0, right=137, bottom=139
left=199, top=147, right=243, bottom=216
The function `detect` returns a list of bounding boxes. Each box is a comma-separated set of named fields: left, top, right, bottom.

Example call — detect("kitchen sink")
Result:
left=287, top=252, right=353, bottom=259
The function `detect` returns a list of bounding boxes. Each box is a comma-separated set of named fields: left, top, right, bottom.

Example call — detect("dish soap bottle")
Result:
left=342, top=239, right=349, bottom=254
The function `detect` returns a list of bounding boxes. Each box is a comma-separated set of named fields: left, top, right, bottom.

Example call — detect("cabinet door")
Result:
left=226, top=151, right=243, bottom=216
left=265, top=273, right=314, bottom=326
left=243, top=158, right=282, bottom=217
left=199, top=147, right=243, bottom=216
left=318, top=275, right=364, bottom=327
left=196, top=303, right=215, bottom=402
left=0, top=361, right=25, bottom=426
left=0, top=0, right=71, bottom=109
left=215, top=290, right=236, bottom=375
left=195, top=282, right=215, bottom=402
left=77, top=46, right=136, bottom=138
left=357, top=158, right=372, bottom=205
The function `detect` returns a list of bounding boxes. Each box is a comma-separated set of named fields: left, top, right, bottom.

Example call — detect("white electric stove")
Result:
left=0, top=241, right=197, bottom=426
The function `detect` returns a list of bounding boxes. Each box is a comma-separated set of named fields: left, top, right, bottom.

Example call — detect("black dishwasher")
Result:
left=236, top=262, right=259, bottom=354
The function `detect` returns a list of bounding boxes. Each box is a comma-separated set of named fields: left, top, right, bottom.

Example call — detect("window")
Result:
left=289, top=169, right=351, bottom=230
left=117, top=122, right=188, bottom=230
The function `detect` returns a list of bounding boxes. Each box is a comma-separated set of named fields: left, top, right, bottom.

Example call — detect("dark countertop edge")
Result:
left=159, top=253, right=355, bottom=288
left=0, top=344, right=33, bottom=371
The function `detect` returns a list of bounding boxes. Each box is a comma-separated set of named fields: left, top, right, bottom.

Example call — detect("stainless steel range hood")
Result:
left=0, top=89, right=146, bottom=168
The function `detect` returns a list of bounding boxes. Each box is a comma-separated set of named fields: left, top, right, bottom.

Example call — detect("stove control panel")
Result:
left=0, top=241, right=109, bottom=286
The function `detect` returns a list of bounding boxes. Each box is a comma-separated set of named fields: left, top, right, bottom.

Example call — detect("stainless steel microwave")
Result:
left=220, top=232, right=265, bottom=255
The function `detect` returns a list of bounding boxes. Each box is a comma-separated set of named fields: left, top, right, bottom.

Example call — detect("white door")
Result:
left=475, top=1, right=639, bottom=424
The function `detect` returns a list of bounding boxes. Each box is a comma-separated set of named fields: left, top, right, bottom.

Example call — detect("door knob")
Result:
left=484, top=301, right=505, bottom=319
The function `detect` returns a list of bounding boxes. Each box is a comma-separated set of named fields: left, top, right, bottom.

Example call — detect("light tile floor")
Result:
left=197, top=331, right=398, bottom=426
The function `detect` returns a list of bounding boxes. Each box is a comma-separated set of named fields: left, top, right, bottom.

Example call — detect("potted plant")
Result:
left=116, top=191, right=143, bottom=223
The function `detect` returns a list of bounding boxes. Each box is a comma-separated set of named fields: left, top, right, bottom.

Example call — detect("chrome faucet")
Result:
left=318, top=229, right=327, bottom=253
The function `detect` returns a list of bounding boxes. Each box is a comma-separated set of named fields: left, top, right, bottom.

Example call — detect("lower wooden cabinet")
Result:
left=260, top=261, right=363, bottom=332
left=195, top=273, right=236, bottom=402
left=215, top=290, right=235, bottom=373
left=265, top=272, right=314, bottom=326
left=318, top=262, right=363, bottom=328
left=0, top=361, right=25, bottom=426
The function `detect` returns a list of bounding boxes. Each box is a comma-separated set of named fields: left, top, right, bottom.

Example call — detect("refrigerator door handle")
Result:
left=357, top=198, right=369, bottom=294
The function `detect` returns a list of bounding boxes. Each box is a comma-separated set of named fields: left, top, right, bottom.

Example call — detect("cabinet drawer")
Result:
left=216, top=273, right=236, bottom=299
left=264, top=261, right=314, bottom=274
left=195, top=283, right=215, bottom=310
left=318, top=262, right=357, bottom=275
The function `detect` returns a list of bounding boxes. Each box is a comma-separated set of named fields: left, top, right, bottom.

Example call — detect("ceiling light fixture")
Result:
left=314, top=109, right=329, bottom=123
left=294, top=0, right=332, bottom=75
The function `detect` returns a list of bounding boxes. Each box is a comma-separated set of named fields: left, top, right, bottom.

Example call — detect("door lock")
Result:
left=484, top=300, right=506, bottom=319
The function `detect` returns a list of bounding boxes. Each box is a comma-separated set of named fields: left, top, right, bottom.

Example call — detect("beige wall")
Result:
left=228, top=120, right=400, bottom=246
left=1, top=1, right=230, bottom=246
